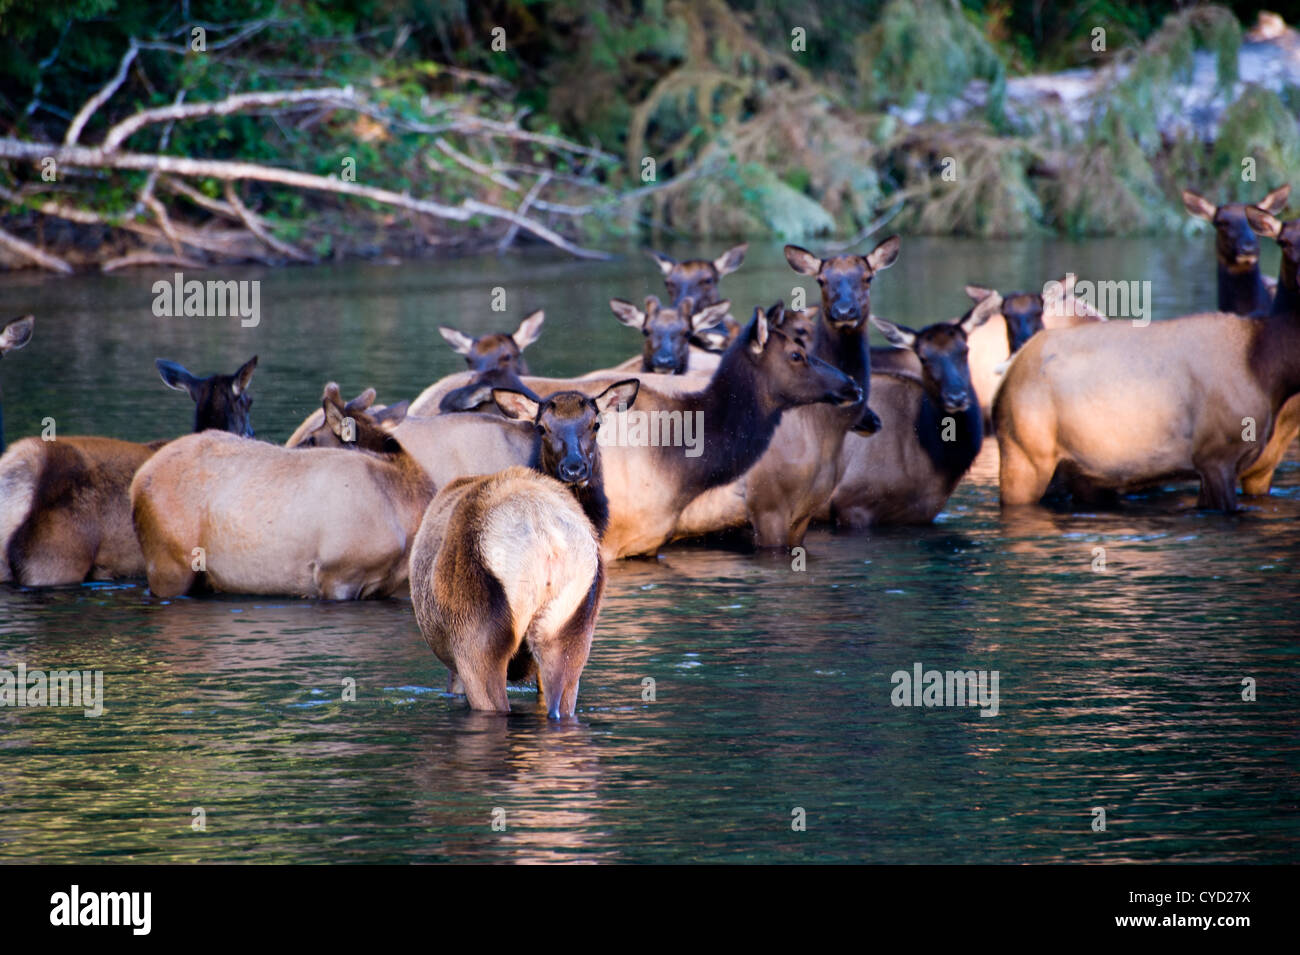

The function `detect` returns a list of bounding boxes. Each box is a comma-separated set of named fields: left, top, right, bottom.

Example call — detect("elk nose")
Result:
left=942, top=390, right=969, bottom=411
left=558, top=459, right=589, bottom=484
left=835, top=381, right=864, bottom=406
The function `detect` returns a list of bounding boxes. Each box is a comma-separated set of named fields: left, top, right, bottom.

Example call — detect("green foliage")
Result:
left=0, top=1, right=1289, bottom=249
left=855, top=0, right=1007, bottom=126
left=1212, top=87, right=1300, bottom=202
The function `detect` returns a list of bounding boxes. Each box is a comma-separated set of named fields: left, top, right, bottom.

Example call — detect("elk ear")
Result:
left=691, top=327, right=731, bottom=352
left=0, top=314, right=34, bottom=354
left=784, top=244, right=822, bottom=276
left=678, top=296, right=696, bottom=320
left=374, top=400, right=409, bottom=429
left=869, top=315, right=916, bottom=349
left=961, top=292, right=1004, bottom=335
left=609, top=298, right=646, bottom=330
left=324, top=399, right=347, bottom=436
left=438, top=326, right=476, bottom=356
left=231, top=355, right=257, bottom=396
left=320, top=381, right=344, bottom=410
left=865, top=235, right=901, bottom=273
left=964, top=285, right=995, bottom=302
left=373, top=399, right=410, bottom=426
left=1258, top=184, right=1291, bottom=214
left=1182, top=189, right=1217, bottom=222
left=440, top=383, right=494, bottom=413
left=155, top=358, right=200, bottom=396
left=595, top=378, right=640, bottom=414
left=748, top=306, right=770, bottom=355
left=343, top=388, right=377, bottom=413
left=765, top=300, right=786, bottom=326
left=1245, top=206, right=1284, bottom=239
left=690, top=300, right=732, bottom=332
left=492, top=388, right=541, bottom=421
left=512, top=310, right=545, bottom=350
left=648, top=250, right=676, bottom=277
left=713, top=243, right=748, bottom=275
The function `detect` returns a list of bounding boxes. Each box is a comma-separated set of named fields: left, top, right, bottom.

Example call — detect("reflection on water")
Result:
left=0, top=238, right=1296, bottom=862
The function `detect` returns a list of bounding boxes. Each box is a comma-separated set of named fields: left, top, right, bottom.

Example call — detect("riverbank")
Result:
left=1, top=4, right=1297, bottom=273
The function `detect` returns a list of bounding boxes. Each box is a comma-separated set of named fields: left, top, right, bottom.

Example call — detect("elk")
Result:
left=0, top=314, right=34, bottom=455
left=1182, top=185, right=1297, bottom=495
left=287, top=386, right=410, bottom=448
left=132, top=385, right=433, bottom=599
left=409, top=380, right=637, bottom=717
left=823, top=292, right=1003, bottom=526
left=0, top=356, right=256, bottom=586
left=960, top=275, right=1108, bottom=427
left=394, top=306, right=861, bottom=558
left=434, top=309, right=544, bottom=412
left=649, top=243, right=747, bottom=349
left=675, top=238, right=898, bottom=548
left=994, top=208, right=1300, bottom=512
left=607, top=296, right=734, bottom=374
left=1182, top=185, right=1289, bottom=316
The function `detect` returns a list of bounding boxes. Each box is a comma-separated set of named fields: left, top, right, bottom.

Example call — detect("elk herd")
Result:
left=1, top=184, right=1297, bottom=718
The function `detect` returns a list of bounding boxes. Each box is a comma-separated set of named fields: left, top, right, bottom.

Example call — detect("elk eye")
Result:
left=592, top=421, right=600, bottom=432
left=791, top=351, right=806, bottom=363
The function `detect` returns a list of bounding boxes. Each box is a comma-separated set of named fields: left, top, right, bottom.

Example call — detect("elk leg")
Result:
left=1240, top=395, right=1300, bottom=494
left=998, top=439, right=1056, bottom=507
left=533, top=573, right=601, bottom=720
left=8, top=509, right=95, bottom=586
left=786, top=514, right=813, bottom=549
left=750, top=508, right=794, bottom=550
left=1196, top=461, right=1238, bottom=512
left=143, top=554, right=197, bottom=598
left=457, top=653, right=511, bottom=713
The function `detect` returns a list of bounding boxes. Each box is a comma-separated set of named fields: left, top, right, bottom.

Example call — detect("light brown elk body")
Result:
left=0, top=356, right=256, bottom=586
left=410, top=382, right=636, bottom=717
left=132, top=387, right=432, bottom=598
left=963, top=275, right=1107, bottom=427
left=994, top=208, right=1300, bottom=512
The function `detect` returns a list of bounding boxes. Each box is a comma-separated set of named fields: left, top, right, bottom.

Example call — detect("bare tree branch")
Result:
left=102, top=86, right=357, bottom=152
left=498, top=172, right=551, bottom=252
left=224, top=181, right=311, bottom=261
left=0, top=138, right=610, bottom=259
left=64, top=41, right=139, bottom=146
left=433, top=138, right=521, bottom=191
left=0, top=223, right=73, bottom=272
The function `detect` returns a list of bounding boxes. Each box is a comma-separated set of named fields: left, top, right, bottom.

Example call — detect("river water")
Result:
left=1, top=237, right=1296, bottom=863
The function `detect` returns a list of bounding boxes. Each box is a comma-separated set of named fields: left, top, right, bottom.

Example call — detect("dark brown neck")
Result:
left=670, top=344, right=786, bottom=495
